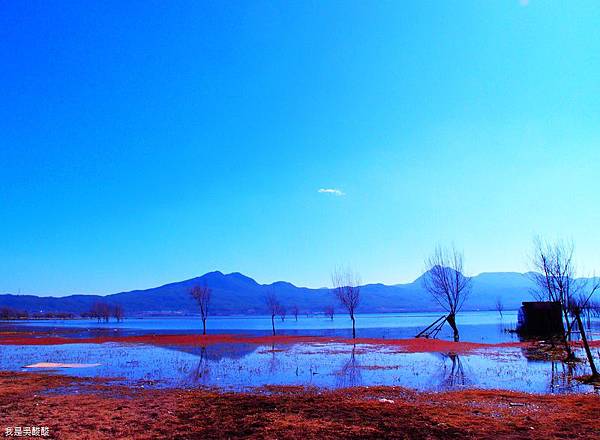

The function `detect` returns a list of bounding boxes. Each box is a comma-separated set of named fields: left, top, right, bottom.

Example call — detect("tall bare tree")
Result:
left=331, top=268, right=360, bottom=339
left=422, top=246, right=471, bottom=342
left=265, top=292, right=280, bottom=336
left=190, top=285, right=211, bottom=335
left=291, top=305, right=299, bottom=322
left=530, top=238, right=579, bottom=360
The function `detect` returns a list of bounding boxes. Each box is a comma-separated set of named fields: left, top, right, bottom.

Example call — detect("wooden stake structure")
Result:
left=416, top=315, right=447, bottom=339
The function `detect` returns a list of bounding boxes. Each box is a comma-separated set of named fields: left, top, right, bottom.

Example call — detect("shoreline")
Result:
left=2, top=370, right=599, bottom=439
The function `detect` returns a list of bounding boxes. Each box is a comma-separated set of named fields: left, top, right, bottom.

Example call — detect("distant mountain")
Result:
left=0, top=270, right=549, bottom=316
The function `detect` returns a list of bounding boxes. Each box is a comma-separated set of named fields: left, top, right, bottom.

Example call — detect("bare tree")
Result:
left=265, top=292, right=280, bottom=336
left=495, top=297, right=504, bottom=318
left=324, top=305, right=335, bottom=321
left=91, top=302, right=111, bottom=323
left=291, top=305, right=299, bottom=322
left=422, top=246, right=471, bottom=342
left=278, top=305, right=287, bottom=322
left=89, top=303, right=102, bottom=323
left=331, top=268, right=360, bottom=339
left=112, top=304, right=124, bottom=323
left=529, top=238, right=579, bottom=360
left=190, top=285, right=211, bottom=335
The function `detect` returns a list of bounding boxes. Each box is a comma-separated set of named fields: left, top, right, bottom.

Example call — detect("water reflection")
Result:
left=335, top=346, right=362, bottom=388
left=0, top=342, right=597, bottom=394
left=190, top=346, right=210, bottom=384
left=438, top=353, right=470, bottom=389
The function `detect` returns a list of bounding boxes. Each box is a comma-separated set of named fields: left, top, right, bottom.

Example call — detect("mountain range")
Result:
left=0, top=270, right=549, bottom=316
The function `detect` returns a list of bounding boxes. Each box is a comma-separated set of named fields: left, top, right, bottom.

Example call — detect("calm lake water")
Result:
left=0, top=341, right=596, bottom=394
left=2, top=311, right=599, bottom=395
left=6, top=311, right=523, bottom=343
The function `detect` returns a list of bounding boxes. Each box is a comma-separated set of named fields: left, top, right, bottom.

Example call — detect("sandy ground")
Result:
left=1, top=371, right=599, bottom=439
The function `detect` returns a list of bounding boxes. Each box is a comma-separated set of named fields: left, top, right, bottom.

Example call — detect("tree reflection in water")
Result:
left=191, top=345, right=210, bottom=383
left=439, top=353, right=470, bottom=389
left=335, top=346, right=362, bottom=388
left=548, top=360, right=578, bottom=393
left=268, top=343, right=280, bottom=374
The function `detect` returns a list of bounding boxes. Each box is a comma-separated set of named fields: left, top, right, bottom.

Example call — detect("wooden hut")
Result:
left=517, top=301, right=563, bottom=336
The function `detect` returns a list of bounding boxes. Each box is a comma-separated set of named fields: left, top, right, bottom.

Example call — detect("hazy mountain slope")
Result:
left=0, top=270, right=546, bottom=315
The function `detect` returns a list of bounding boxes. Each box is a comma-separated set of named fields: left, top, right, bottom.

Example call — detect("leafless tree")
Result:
left=291, top=305, right=299, bottom=321
left=529, top=238, right=580, bottom=360
left=331, top=268, right=360, bottom=339
left=324, top=305, right=335, bottom=321
left=495, top=297, right=504, bottom=318
left=89, top=303, right=101, bottom=323
left=265, top=292, right=280, bottom=336
left=91, top=302, right=111, bottom=323
left=190, top=285, right=211, bottom=335
left=112, top=304, right=124, bottom=323
left=422, top=246, right=471, bottom=342
left=279, top=305, right=287, bottom=322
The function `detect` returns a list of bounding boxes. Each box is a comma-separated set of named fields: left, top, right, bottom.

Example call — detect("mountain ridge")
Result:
left=0, top=270, right=551, bottom=316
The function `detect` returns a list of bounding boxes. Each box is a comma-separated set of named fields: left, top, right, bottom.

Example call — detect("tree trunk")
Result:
left=447, top=313, right=459, bottom=342
left=202, top=318, right=206, bottom=336
left=271, top=314, right=275, bottom=336
left=351, top=315, right=356, bottom=339
left=575, top=312, right=599, bottom=378
left=560, top=311, right=576, bottom=361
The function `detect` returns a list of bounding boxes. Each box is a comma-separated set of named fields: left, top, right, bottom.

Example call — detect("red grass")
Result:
left=2, top=371, right=598, bottom=439
left=0, top=332, right=529, bottom=353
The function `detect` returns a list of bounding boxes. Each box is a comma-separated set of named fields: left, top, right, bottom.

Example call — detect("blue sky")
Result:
left=1, top=1, right=600, bottom=296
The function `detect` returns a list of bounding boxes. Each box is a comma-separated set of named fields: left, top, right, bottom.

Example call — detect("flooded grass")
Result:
left=0, top=340, right=597, bottom=394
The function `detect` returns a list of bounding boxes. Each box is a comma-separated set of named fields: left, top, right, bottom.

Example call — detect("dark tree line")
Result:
left=85, top=302, right=125, bottom=323
left=0, top=307, right=29, bottom=320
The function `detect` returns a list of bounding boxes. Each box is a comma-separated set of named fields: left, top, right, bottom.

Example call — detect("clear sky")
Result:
left=2, top=1, right=600, bottom=296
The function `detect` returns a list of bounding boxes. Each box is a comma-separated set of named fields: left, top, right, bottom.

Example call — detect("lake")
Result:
left=6, top=310, right=522, bottom=343
left=2, top=311, right=599, bottom=395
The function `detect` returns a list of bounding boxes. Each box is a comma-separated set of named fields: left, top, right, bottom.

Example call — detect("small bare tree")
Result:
left=291, top=305, right=299, bottom=321
left=324, top=305, right=335, bottom=321
left=422, top=246, right=471, bottom=342
left=279, top=305, right=287, bottom=322
left=112, top=304, right=124, bottom=323
left=190, top=285, right=211, bottom=335
left=265, top=292, right=280, bottom=336
left=91, top=302, right=110, bottom=323
left=90, top=303, right=102, bottom=323
left=495, top=297, right=504, bottom=318
left=331, top=268, right=360, bottom=339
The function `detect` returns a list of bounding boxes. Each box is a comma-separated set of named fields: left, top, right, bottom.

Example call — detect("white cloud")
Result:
left=318, top=188, right=345, bottom=196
